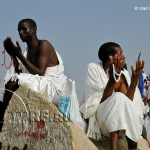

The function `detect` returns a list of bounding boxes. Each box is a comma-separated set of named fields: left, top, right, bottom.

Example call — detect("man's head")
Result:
left=98, top=42, right=126, bottom=67
left=18, top=18, right=37, bottom=42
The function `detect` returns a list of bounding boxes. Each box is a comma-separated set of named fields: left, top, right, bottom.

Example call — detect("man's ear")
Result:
left=32, top=27, right=36, bottom=34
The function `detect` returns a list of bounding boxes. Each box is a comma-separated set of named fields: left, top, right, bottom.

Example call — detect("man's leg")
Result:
left=126, top=136, right=137, bottom=150
left=109, top=130, right=119, bottom=150
left=0, top=80, right=19, bottom=132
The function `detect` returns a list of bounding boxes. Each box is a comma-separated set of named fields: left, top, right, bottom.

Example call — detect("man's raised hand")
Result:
left=131, top=59, right=145, bottom=83
left=109, top=54, right=123, bottom=74
left=5, top=37, right=22, bottom=56
left=3, top=37, right=13, bottom=56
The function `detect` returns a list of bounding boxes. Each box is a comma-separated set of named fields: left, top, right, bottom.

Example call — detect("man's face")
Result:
left=18, top=21, right=33, bottom=42
left=115, top=47, right=126, bottom=68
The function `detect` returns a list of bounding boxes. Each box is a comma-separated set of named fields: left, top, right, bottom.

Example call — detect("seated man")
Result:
left=80, top=42, right=144, bottom=150
left=0, top=18, right=67, bottom=131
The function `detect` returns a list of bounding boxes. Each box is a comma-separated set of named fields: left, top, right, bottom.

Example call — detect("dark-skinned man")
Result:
left=1, top=18, right=67, bottom=131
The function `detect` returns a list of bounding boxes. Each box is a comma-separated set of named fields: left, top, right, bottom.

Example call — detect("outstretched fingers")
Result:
left=114, top=55, right=122, bottom=73
left=136, top=59, right=145, bottom=72
left=142, top=59, right=145, bottom=69
left=114, top=54, right=117, bottom=64
left=131, top=65, right=134, bottom=73
left=131, top=59, right=145, bottom=77
left=118, top=57, right=123, bottom=70
left=109, top=55, right=113, bottom=65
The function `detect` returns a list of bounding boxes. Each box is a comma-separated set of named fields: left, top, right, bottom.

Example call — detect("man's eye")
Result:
left=22, top=27, right=27, bottom=30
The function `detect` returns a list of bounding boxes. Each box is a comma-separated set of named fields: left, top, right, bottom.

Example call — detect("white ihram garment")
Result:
left=4, top=49, right=67, bottom=104
left=80, top=62, right=143, bottom=142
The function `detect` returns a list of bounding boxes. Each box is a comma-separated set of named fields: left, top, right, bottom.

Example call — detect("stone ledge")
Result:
left=0, top=85, right=149, bottom=150
left=0, top=85, right=97, bottom=150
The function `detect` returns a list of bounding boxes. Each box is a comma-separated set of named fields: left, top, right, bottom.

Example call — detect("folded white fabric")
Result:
left=97, top=92, right=143, bottom=142
left=4, top=48, right=67, bottom=104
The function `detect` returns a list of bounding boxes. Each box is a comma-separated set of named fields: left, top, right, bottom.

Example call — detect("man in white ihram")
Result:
left=80, top=42, right=144, bottom=150
left=0, top=18, right=66, bottom=132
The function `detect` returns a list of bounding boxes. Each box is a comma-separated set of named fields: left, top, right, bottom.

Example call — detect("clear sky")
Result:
left=0, top=0, right=150, bottom=101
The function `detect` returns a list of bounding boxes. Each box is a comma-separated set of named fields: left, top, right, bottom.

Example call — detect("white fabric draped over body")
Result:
left=4, top=49, right=67, bottom=104
left=80, top=62, right=143, bottom=142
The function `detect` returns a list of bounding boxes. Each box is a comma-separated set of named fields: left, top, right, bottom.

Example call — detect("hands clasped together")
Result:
left=4, top=37, right=22, bottom=57
left=2, top=37, right=22, bottom=69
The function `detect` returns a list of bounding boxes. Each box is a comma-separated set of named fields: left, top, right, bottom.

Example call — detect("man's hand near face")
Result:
left=4, top=37, right=22, bottom=57
left=3, top=37, right=13, bottom=56
left=3, top=37, right=22, bottom=73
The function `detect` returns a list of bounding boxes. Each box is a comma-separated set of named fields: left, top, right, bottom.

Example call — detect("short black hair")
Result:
left=98, top=42, right=120, bottom=64
left=18, top=18, right=37, bottom=30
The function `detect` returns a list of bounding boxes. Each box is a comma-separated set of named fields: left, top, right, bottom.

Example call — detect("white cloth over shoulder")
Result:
left=4, top=48, right=67, bottom=104
left=80, top=62, right=143, bottom=142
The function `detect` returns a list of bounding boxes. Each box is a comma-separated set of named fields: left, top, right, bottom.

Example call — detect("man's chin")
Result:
left=21, top=39, right=26, bottom=42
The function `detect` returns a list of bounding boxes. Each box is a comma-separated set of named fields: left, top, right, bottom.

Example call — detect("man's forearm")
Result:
left=100, top=79, right=116, bottom=103
left=126, top=80, right=138, bottom=101
left=16, top=53, right=42, bottom=75
left=13, top=55, right=22, bottom=74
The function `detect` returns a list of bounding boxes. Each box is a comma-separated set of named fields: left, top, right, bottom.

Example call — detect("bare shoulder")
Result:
left=38, top=40, right=55, bottom=53
left=38, top=40, right=58, bottom=66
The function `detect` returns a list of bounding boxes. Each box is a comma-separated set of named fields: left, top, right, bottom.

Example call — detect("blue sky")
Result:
left=0, top=1, right=150, bottom=101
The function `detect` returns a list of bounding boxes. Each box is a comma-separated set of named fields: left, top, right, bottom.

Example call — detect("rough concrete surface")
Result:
left=0, top=85, right=97, bottom=150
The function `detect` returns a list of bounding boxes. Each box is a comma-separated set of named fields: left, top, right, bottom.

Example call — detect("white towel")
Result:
left=4, top=48, right=67, bottom=104
left=80, top=62, right=143, bottom=142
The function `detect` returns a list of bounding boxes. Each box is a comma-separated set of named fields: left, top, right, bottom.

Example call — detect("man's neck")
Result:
left=103, top=61, right=110, bottom=72
left=27, top=36, right=39, bottom=50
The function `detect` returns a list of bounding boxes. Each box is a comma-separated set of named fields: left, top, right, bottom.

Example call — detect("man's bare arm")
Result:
left=6, top=37, right=54, bottom=76
left=125, top=59, right=144, bottom=100
left=13, top=55, right=22, bottom=74
left=100, top=79, right=116, bottom=103
left=118, top=59, right=145, bottom=101
left=15, top=41, right=53, bottom=76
